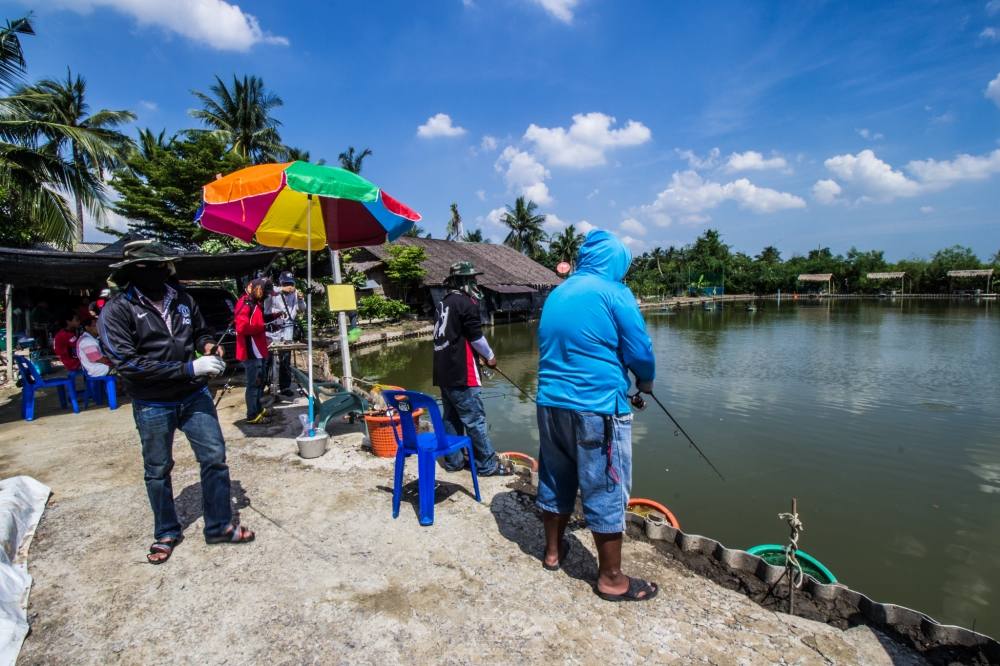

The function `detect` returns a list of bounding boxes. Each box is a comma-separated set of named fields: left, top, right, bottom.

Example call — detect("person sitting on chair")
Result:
left=52, top=311, right=81, bottom=373
left=76, top=317, right=111, bottom=377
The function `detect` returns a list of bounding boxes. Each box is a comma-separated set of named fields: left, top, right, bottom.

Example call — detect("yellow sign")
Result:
left=326, top=284, right=357, bottom=312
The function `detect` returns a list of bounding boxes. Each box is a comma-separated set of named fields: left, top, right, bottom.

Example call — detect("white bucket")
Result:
left=296, top=432, right=329, bottom=459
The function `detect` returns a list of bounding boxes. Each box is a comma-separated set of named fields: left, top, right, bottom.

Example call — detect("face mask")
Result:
left=130, top=265, right=171, bottom=299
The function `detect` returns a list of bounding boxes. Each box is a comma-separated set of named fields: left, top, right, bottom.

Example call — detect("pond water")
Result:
left=353, top=299, right=1000, bottom=636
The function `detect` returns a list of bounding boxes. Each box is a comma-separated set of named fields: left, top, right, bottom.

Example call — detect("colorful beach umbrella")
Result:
left=195, top=161, right=421, bottom=435
left=195, top=161, right=421, bottom=249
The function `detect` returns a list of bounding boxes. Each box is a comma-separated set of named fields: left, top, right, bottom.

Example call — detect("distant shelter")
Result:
left=797, top=273, right=834, bottom=294
left=347, top=237, right=562, bottom=322
left=946, top=269, right=993, bottom=295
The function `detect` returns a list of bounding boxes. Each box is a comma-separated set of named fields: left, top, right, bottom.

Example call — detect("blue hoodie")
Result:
left=537, top=230, right=656, bottom=415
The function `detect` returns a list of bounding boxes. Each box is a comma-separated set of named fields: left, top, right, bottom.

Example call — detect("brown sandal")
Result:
left=147, top=536, right=182, bottom=564
left=206, top=524, right=255, bottom=544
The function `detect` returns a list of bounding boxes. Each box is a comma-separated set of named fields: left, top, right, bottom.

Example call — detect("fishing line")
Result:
left=492, top=366, right=536, bottom=403
left=641, top=391, right=726, bottom=482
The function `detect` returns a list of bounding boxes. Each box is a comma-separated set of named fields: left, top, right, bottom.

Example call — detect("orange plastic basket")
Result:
left=364, top=409, right=424, bottom=458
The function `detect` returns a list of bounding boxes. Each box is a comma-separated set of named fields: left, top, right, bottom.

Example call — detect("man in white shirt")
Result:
left=76, top=317, right=111, bottom=377
left=269, top=271, right=305, bottom=398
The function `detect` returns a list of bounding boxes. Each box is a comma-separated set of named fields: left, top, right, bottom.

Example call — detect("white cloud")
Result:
left=586, top=188, right=599, bottom=199
left=417, top=113, right=467, bottom=138
left=475, top=189, right=486, bottom=201
left=931, top=111, right=956, bottom=124
left=856, top=128, right=884, bottom=141
left=529, top=0, right=579, bottom=23
left=619, top=217, right=646, bottom=236
left=480, top=135, right=498, bottom=151
left=462, top=0, right=475, bottom=6
left=577, top=220, right=597, bottom=234
left=138, top=99, right=157, bottom=111
left=478, top=207, right=507, bottom=228
left=543, top=214, right=568, bottom=231
left=38, top=0, right=288, bottom=51
left=987, top=72, right=1000, bottom=109
left=812, top=179, right=843, bottom=205
left=495, top=146, right=553, bottom=205
left=981, top=27, right=999, bottom=41
left=906, top=149, right=1000, bottom=187
left=724, top=150, right=788, bottom=172
left=638, top=170, right=806, bottom=225
left=920, top=206, right=935, bottom=214
left=619, top=235, right=646, bottom=252
left=675, top=147, right=720, bottom=170
left=823, top=150, right=921, bottom=200
left=524, top=112, right=651, bottom=168
left=989, top=0, right=1000, bottom=16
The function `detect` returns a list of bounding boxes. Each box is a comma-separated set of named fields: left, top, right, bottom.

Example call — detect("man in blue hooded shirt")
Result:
left=535, top=229, right=658, bottom=602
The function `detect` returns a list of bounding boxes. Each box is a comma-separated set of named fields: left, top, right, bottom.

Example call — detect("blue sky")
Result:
left=8, top=0, right=1000, bottom=260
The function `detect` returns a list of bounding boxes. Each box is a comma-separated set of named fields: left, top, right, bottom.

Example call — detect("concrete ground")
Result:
left=0, top=382, right=927, bottom=665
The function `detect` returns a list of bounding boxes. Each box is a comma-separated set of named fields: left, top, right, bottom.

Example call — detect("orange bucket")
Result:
left=365, top=409, right=424, bottom=458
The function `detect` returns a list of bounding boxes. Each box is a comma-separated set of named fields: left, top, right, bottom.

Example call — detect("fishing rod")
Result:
left=632, top=390, right=726, bottom=482
left=492, top=366, right=536, bottom=403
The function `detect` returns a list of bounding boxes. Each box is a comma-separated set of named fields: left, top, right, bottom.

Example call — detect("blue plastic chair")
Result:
left=382, top=390, right=481, bottom=526
left=14, top=355, right=80, bottom=421
left=83, top=371, right=118, bottom=410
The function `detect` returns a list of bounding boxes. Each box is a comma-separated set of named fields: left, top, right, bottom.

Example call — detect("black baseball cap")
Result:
left=279, top=271, right=295, bottom=285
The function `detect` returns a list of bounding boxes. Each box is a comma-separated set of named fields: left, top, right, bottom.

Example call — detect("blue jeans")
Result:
left=440, top=386, right=500, bottom=474
left=535, top=405, right=633, bottom=534
left=243, top=358, right=265, bottom=419
left=132, top=388, right=233, bottom=539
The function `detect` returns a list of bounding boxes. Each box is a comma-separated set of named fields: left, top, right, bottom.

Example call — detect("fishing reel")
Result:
left=628, top=393, right=647, bottom=411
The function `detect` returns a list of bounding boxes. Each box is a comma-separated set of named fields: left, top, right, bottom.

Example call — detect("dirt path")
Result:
left=0, top=386, right=925, bottom=665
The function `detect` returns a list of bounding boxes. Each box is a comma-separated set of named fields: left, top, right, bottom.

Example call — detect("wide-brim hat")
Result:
left=108, top=240, right=181, bottom=269
left=446, top=260, right=483, bottom=279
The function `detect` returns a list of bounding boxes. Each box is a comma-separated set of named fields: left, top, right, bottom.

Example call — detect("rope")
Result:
left=778, top=509, right=805, bottom=591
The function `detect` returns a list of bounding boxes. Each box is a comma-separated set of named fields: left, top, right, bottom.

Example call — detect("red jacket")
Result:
left=234, top=295, right=275, bottom=361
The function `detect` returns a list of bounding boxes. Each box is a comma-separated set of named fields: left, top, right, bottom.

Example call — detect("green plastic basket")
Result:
left=746, top=544, right=838, bottom=584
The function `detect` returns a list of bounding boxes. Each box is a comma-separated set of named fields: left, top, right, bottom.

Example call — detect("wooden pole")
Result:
left=4, top=284, right=12, bottom=386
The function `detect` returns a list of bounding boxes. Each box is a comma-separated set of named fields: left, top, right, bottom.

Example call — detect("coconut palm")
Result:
left=462, top=228, right=486, bottom=243
left=501, top=196, right=547, bottom=258
left=446, top=202, right=463, bottom=241
left=190, top=74, right=284, bottom=164
left=549, top=224, right=585, bottom=267
left=338, top=146, right=371, bottom=174
left=15, top=69, right=135, bottom=243
left=0, top=16, right=117, bottom=248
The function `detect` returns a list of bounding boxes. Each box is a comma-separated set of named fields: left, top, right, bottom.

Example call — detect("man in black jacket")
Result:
left=99, top=241, right=254, bottom=565
left=433, top=262, right=509, bottom=476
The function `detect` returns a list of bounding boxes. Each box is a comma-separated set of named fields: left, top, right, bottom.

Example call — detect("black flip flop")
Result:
left=595, top=576, right=659, bottom=602
left=147, top=535, right=183, bottom=565
left=543, top=538, right=571, bottom=571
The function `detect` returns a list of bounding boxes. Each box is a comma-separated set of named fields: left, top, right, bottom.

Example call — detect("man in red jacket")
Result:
left=235, top=278, right=283, bottom=424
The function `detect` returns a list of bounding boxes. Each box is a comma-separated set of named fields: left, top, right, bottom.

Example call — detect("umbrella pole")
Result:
left=329, top=249, right=354, bottom=391
left=306, top=195, right=316, bottom=436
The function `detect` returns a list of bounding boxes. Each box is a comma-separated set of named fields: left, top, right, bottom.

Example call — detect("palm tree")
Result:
left=135, top=128, right=172, bottom=160
left=0, top=16, right=117, bottom=248
left=501, top=196, right=547, bottom=258
left=285, top=146, right=325, bottom=164
left=338, top=146, right=371, bottom=174
left=16, top=69, right=135, bottom=243
left=190, top=74, right=283, bottom=164
left=446, top=202, right=463, bottom=241
left=549, top=225, right=585, bottom=267
left=462, top=228, right=486, bottom=243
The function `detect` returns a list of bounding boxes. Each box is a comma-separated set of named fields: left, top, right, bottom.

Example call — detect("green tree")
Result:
left=403, top=223, right=431, bottom=238
left=111, top=130, right=247, bottom=245
left=337, top=146, right=371, bottom=174
left=446, top=202, right=462, bottom=241
left=549, top=224, right=585, bottom=267
left=384, top=244, right=427, bottom=302
left=190, top=74, right=284, bottom=164
left=501, top=196, right=547, bottom=258
left=17, top=68, right=135, bottom=244
left=0, top=15, right=119, bottom=248
left=462, top=228, right=486, bottom=243
left=285, top=146, right=325, bottom=164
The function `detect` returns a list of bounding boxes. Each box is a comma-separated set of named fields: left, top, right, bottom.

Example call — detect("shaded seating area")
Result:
left=382, top=390, right=481, bottom=526
left=14, top=355, right=79, bottom=421
left=289, top=366, right=367, bottom=433
left=83, top=372, right=118, bottom=410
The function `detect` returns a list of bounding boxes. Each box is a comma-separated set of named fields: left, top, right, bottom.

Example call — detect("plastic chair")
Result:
left=289, top=366, right=366, bottom=433
left=382, top=390, right=481, bottom=526
left=14, top=355, right=80, bottom=421
left=83, top=371, right=118, bottom=410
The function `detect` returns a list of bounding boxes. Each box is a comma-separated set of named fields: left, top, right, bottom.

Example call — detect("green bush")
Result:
left=358, top=294, right=409, bottom=320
